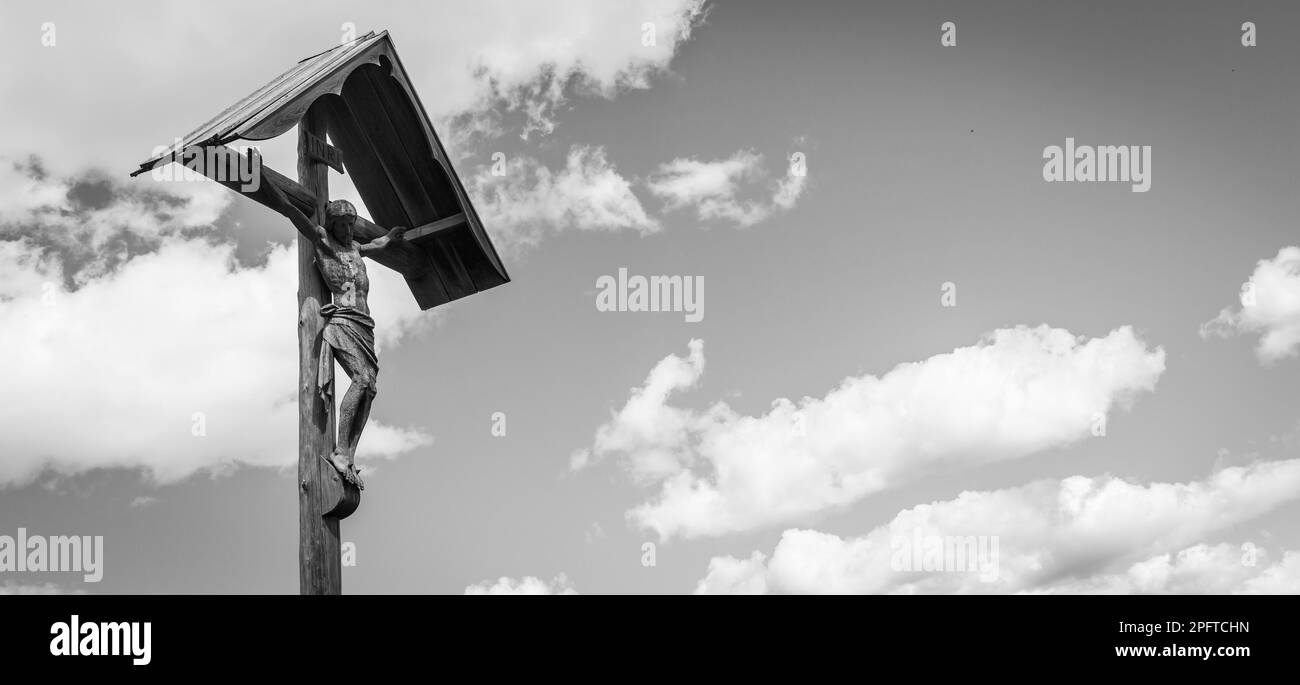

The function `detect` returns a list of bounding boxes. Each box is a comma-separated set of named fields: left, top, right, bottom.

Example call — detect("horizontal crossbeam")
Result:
left=161, top=145, right=467, bottom=278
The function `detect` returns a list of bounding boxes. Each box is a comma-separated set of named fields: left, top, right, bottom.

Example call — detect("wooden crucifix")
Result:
left=131, top=31, right=509, bottom=594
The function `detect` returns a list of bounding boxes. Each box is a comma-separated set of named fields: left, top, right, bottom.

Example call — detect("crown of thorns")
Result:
left=325, top=199, right=357, bottom=218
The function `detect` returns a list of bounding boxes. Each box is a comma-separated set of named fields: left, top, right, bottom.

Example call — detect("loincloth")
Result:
left=317, top=303, right=378, bottom=402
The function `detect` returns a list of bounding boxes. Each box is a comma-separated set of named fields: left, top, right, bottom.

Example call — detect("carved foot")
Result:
left=344, top=464, right=365, bottom=491
left=323, top=451, right=365, bottom=491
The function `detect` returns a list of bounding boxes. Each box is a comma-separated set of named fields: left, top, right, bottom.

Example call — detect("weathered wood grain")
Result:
left=297, top=103, right=358, bottom=597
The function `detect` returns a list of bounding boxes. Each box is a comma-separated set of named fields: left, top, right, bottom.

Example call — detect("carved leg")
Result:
left=339, top=374, right=376, bottom=457
left=334, top=373, right=376, bottom=489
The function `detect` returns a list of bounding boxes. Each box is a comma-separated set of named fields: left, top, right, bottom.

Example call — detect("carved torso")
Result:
left=315, top=232, right=371, bottom=315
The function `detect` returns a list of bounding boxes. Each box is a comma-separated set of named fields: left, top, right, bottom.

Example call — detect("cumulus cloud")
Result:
left=468, top=146, right=658, bottom=254
left=0, top=236, right=433, bottom=488
left=574, top=326, right=1167, bottom=540
left=1031, top=543, right=1300, bottom=595
left=647, top=149, right=808, bottom=227
left=465, top=574, right=578, bottom=595
left=695, top=552, right=770, bottom=595
left=695, top=460, right=1300, bottom=594
left=0, top=157, right=232, bottom=284
left=450, top=0, right=708, bottom=142
left=0, top=152, right=440, bottom=489
left=0, top=0, right=715, bottom=486
left=1201, top=246, right=1300, bottom=364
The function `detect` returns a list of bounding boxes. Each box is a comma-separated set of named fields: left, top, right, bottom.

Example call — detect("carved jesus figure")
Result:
left=263, top=182, right=404, bottom=490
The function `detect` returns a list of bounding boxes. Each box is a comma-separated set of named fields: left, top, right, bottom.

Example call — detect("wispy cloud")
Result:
left=468, top=146, right=659, bottom=255
left=468, top=145, right=808, bottom=255
left=647, top=149, right=807, bottom=227
left=1201, top=246, right=1300, bottom=364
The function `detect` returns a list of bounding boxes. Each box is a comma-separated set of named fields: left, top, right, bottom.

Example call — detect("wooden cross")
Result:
left=296, top=105, right=353, bottom=595
left=131, top=31, right=508, bottom=594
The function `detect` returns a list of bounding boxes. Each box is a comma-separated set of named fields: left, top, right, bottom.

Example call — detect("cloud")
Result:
left=129, top=496, right=160, bottom=509
left=0, top=0, right=713, bottom=486
left=0, top=1, right=709, bottom=169
left=0, top=236, right=433, bottom=488
left=1031, top=543, right=1300, bottom=594
left=468, top=146, right=659, bottom=254
left=450, top=0, right=709, bottom=142
left=695, top=551, right=770, bottom=595
left=0, top=157, right=232, bottom=284
left=1201, top=246, right=1300, bottom=364
left=0, top=156, right=439, bottom=489
left=647, top=149, right=807, bottom=227
left=465, top=145, right=808, bottom=255
left=465, top=574, right=578, bottom=595
left=574, top=326, right=1167, bottom=540
left=1, top=1, right=711, bottom=259
left=694, top=460, right=1300, bottom=594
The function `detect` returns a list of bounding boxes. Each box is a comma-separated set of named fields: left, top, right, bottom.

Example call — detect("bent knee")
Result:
left=354, top=374, right=378, bottom=395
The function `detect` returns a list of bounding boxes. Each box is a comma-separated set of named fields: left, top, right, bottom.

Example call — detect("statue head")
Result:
left=324, top=199, right=357, bottom=241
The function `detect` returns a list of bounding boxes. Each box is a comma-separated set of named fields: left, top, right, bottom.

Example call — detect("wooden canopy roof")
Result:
left=132, top=31, right=508, bottom=310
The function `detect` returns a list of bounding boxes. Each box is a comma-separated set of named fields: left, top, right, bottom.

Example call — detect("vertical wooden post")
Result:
left=297, top=103, right=340, bottom=595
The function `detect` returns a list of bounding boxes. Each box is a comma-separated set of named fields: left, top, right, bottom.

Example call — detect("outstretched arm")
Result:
left=359, top=225, right=407, bottom=254
left=261, top=180, right=325, bottom=245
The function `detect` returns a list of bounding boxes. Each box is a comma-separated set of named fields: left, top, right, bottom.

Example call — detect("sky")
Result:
left=1, top=0, right=1299, bottom=595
